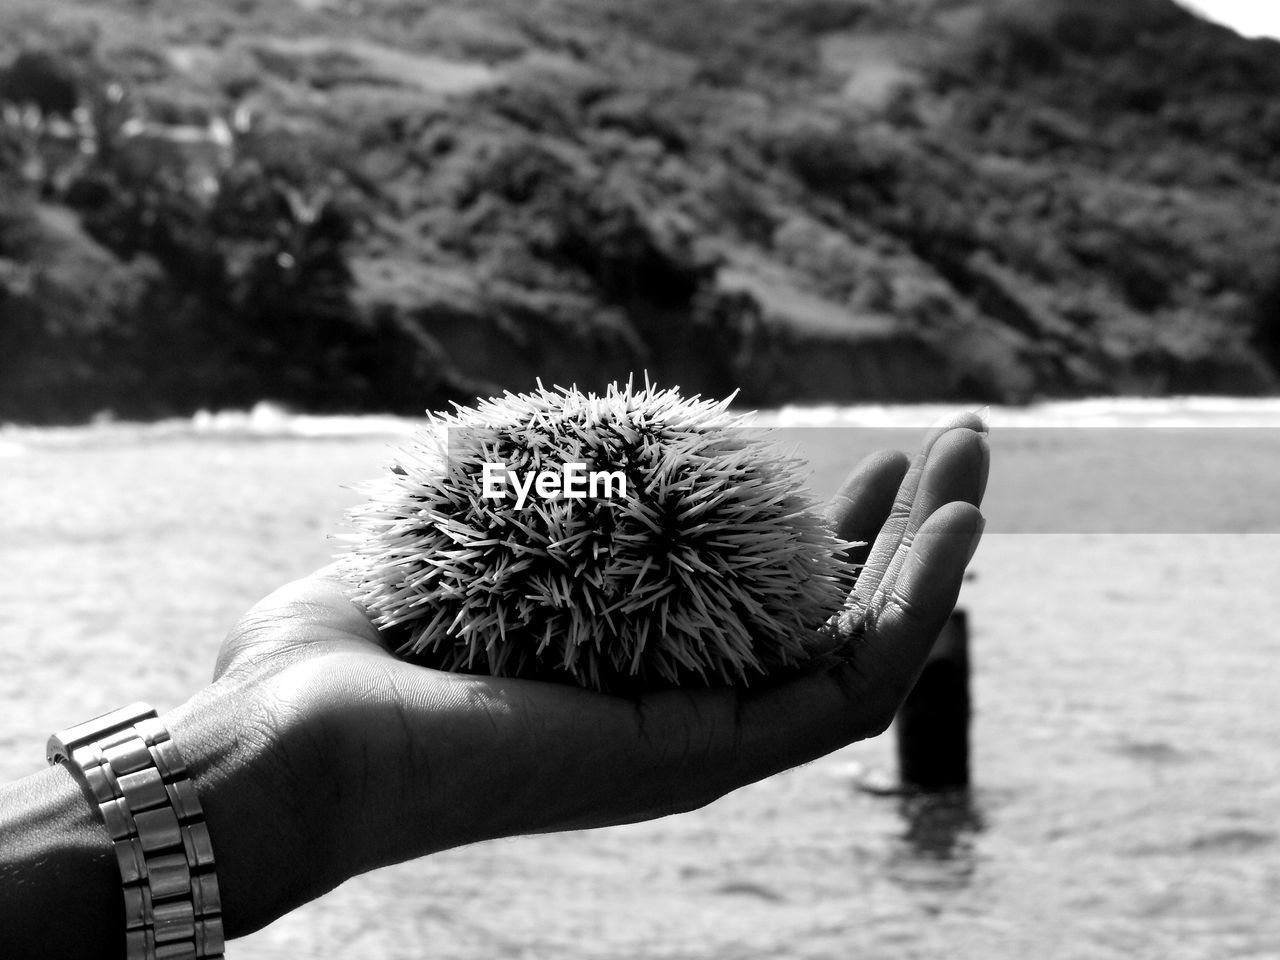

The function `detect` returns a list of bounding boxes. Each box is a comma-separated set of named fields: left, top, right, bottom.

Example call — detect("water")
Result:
left=3, top=399, right=1278, bottom=959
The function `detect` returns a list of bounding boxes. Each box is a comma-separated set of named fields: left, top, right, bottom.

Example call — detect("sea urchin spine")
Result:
left=346, top=381, right=858, bottom=692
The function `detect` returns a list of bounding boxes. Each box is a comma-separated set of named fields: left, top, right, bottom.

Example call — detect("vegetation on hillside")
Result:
left=2, top=0, right=1278, bottom=422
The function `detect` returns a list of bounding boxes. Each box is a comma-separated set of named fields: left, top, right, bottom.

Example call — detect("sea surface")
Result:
left=3, top=398, right=1278, bottom=959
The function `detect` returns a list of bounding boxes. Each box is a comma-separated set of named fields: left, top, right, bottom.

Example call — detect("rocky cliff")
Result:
left=2, top=0, right=1278, bottom=422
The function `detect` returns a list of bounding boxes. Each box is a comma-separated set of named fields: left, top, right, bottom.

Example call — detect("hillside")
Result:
left=2, top=0, right=1279, bottom=422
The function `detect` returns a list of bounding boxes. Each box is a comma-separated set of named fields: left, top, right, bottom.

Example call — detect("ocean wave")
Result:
left=763, top=396, right=1280, bottom=428
left=3, top=396, right=1278, bottom=451
left=189, top=402, right=422, bottom=438
left=1, top=401, right=424, bottom=450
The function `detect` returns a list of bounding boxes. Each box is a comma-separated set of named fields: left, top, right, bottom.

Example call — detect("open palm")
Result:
left=193, top=413, right=987, bottom=935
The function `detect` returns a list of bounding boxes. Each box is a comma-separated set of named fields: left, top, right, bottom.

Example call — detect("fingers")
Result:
left=845, top=501, right=983, bottom=721
left=824, top=449, right=910, bottom=567
left=677, top=501, right=985, bottom=793
left=860, top=426, right=988, bottom=620
left=903, top=423, right=990, bottom=528
left=860, top=411, right=985, bottom=575
left=852, top=413, right=988, bottom=624
left=607, top=416, right=991, bottom=803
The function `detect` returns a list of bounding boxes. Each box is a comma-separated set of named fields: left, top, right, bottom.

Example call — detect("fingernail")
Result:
left=965, top=513, right=986, bottom=566
left=972, top=405, right=991, bottom=434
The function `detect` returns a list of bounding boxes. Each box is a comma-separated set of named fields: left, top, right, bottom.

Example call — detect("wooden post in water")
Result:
left=895, top=609, right=971, bottom=791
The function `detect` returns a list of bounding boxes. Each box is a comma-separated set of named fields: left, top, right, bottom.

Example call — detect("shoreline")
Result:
left=5, top=394, right=1280, bottom=444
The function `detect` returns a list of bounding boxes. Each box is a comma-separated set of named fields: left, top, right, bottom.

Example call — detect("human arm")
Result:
left=0, top=413, right=987, bottom=956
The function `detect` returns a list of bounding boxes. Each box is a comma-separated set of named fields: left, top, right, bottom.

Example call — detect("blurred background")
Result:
left=3, top=0, right=1280, bottom=419
left=2, top=1, right=1279, bottom=958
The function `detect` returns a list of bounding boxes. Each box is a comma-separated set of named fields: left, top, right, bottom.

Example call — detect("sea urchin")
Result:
left=345, top=381, right=858, bottom=692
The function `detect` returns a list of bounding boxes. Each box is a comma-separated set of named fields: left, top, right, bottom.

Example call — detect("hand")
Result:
left=168, top=413, right=988, bottom=937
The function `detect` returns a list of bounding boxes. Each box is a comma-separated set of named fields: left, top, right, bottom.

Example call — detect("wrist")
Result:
left=163, top=677, right=342, bottom=937
left=1, top=679, right=346, bottom=957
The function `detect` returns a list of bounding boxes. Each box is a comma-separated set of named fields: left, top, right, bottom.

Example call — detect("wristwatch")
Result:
left=48, top=702, right=225, bottom=960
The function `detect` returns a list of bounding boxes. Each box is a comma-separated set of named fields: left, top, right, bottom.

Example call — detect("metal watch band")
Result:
left=48, top=702, right=225, bottom=960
